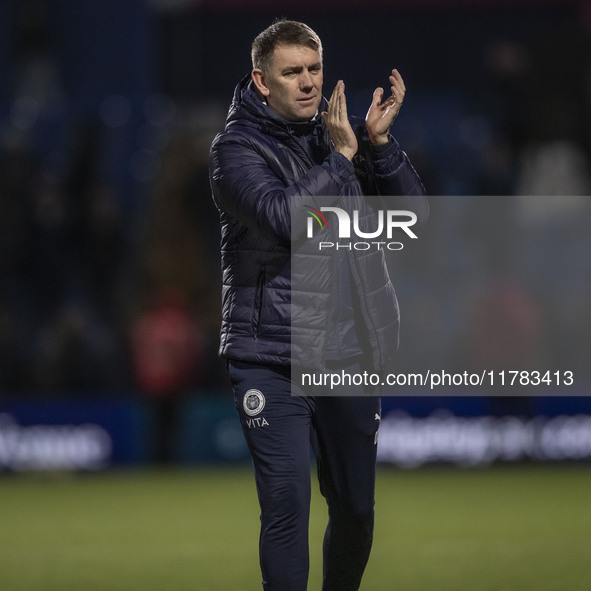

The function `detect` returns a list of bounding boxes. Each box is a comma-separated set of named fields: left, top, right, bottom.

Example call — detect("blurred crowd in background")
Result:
left=1, top=0, right=591, bottom=400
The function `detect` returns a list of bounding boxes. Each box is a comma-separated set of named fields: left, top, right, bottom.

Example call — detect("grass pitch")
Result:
left=1, top=465, right=590, bottom=590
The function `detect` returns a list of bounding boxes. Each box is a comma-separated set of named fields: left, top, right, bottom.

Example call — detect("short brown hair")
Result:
left=251, top=19, right=323, bottom=73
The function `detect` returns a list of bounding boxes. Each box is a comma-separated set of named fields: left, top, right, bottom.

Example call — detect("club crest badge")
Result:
left=243, top=389, right=266, bottom=416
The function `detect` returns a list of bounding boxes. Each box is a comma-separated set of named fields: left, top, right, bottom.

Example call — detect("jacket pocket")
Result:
left=252, top=267, right=265, bottom=338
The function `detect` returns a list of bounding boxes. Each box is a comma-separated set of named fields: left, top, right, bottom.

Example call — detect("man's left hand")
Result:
left=365, top=69, right=406, bottom=146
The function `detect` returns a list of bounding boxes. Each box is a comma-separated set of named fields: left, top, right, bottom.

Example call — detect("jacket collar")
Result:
left=226, top=74, right=328, bottom=138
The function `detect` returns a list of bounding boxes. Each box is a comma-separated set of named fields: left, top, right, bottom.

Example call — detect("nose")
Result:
left=299, top=70, right=313, bottom=91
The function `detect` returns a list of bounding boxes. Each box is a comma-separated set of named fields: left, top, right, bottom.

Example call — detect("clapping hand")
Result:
left=365, top=69, right=406, bottom=145
left=322, top=80, right=358, bottom=161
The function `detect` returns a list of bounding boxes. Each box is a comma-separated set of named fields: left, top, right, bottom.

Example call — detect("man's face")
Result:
left=253, top=44, right=323, bottom=122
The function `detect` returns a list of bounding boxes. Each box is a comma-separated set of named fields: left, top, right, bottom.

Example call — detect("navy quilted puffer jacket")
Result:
left=209, top=75, right=428, bottom=371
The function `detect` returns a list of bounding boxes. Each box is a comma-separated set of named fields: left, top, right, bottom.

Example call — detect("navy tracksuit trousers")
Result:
left=227, top=359, right=381, bottom=591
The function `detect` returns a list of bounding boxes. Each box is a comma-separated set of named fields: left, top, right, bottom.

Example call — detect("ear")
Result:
left=251, top=69, right=270, bottom=97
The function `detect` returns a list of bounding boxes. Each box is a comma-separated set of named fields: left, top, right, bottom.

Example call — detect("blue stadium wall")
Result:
left=2, top=393, right=591, bottom=471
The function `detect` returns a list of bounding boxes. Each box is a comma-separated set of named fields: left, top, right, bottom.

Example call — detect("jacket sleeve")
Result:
left=350, top=115, right=429, bottom=226
left=369, top=138, right=429, bottom=226
left=210, top=131, right=358, bottom=246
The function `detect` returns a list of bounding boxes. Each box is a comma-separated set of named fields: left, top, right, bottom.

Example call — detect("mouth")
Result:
left=297, top=96, right=316, bottom=104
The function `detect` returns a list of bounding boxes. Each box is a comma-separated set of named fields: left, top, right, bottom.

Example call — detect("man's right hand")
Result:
left=322, top=80, right=358, bottom=162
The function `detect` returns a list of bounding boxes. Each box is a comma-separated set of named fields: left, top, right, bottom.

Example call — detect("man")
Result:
left=209, top=19, right=427, bottom=591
